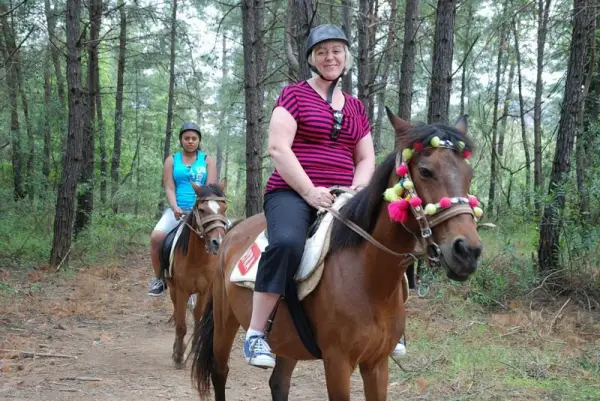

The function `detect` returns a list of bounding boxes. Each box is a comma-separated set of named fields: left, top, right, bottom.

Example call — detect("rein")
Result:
left=185, top=196, right=229, bottom=239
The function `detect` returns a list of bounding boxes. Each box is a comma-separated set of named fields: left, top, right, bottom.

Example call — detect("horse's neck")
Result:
left=359, top=208, right=418, bottom=298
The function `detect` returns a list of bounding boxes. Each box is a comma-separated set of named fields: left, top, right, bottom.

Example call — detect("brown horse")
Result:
left=160, top=179, right=228, bottom=369
left=191, top=112, right=483, bottom=400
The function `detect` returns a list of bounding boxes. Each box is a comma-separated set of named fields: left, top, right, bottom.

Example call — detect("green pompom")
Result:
left=424, top=203, right=437, bottom=215
left=394, top=183, right=404, bottom=196
left=384, top=188, right=400, bottom=202
left=403, top=180, right=414, bottom=190
left=430, top=136, right=441, bottom=147
left=402, top=148, right=413, bottom=161
left=458, top=141, right=465, bottom=150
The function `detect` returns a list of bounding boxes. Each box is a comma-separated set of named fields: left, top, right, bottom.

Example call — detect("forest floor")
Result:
left=1, top=249, right=599, bottom=401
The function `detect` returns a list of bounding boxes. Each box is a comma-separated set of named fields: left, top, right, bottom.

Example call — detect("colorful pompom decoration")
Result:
left=458, top=141, right=465, bottom=150
left=468, top=195, right=479, bottom=208
left=388, top=199, right=410, bottom=223
left=396, top=163, right=409, bottom=176
left=413, top=142, right=424, bottom=152
left=463, top=150, right=472, bottom=159
left=430, top=136, right=441, bottom=148
left=393, top=183, right=404, bottom=196
left=424, top=203, right=438, bottom=215
left=473, top=207, right=483, bottom=218
left=402, top=180, right=414, bottom=190
left=465, top=159, right=471, bottom=165
left=409, top=196, right=422, bottom=207
left=384, top=188, right=399, bottom=202
left=439, top=197, right=452, bottom=208
left=402, top=148, right=413, bottom=161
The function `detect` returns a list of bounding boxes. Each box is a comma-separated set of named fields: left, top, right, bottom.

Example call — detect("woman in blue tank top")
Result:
left=148, top=122, right=217, bottom=296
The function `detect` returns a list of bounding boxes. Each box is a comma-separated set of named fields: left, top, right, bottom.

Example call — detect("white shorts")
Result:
left=153, top=208, right=188, bottom=234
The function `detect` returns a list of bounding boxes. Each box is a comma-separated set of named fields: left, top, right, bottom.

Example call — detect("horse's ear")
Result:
left=385, top=106, right=412, bottom=135
left=190, top=180, right=202, bottom=196
left=455, top=115, right=468, bottom=135
left=219, top=177, right=227, bottom=193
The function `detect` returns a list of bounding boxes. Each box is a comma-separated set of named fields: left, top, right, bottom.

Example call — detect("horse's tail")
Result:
left=190, top=286, right=215, bottom=398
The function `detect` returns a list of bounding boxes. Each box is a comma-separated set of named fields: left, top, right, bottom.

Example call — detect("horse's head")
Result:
left=385, top=108, right=482, bottom=281
left=190, top=178, right=228, bottom=255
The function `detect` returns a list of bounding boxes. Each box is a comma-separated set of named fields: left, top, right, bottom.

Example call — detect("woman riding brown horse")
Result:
left=191, top=110, right=483, bottom=400
left=161, top=180, right=227, bottom=369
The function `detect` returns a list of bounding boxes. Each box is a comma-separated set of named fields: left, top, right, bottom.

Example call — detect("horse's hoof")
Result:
left=173, top=359, right=184, bottom=370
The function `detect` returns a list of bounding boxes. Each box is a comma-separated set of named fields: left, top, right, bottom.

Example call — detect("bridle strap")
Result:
left=428, top=204, right=474, bottom=228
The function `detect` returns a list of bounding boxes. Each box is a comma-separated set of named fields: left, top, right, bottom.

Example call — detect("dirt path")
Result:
left=0, top=255, right=378, bottom=401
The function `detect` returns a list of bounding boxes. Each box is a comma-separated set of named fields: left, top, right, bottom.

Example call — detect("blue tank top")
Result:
left=173, top=151, right=208, bottom=210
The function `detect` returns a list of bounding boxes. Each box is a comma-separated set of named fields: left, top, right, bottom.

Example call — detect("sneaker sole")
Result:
left=245, top=357, right=276, bottom=369
left=148, top=292, right=165, bottom=297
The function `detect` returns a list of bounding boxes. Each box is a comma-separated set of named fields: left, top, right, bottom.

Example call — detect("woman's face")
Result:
left=312, top=40, right=346, bottom=80
left=180, top=131, right=200, bottom=152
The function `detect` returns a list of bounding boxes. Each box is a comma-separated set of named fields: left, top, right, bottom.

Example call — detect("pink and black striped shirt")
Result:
left=265, top=81, right=371, bottom=194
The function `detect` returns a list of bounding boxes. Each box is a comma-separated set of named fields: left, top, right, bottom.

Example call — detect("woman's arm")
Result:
left=268, top=107, right=314, bottom=196
left=205, top=155, right=217, bottom=185
left=352, top=133, right=376, bottom=189
left=162, top=156, right=178, bottom=210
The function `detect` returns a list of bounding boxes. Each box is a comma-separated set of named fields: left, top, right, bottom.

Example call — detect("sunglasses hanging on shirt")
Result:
left=331, top=110, right=344, bottom=140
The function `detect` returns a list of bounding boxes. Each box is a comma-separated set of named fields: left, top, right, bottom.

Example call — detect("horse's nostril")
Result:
left=211, top=239, right=220, bottom=249
left=472, top=245, right=482, bottom=260
left=453, top=239, right=469, bottom=259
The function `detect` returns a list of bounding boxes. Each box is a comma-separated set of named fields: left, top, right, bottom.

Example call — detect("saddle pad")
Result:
left=168, top=222, right=186, bottom=277
left=230, top=193, right=352, bottom=300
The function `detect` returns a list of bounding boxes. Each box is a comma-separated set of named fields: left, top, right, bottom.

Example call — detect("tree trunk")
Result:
left=373, top=0, right=398, bottom=153
left=21, top=90, right=34, bottom=201
left=75, top=0, right=101, bottom=234
left=488, top=18, right=507, bottom=217
left=357, top=0, right=370, bottom=109
left=459, top=3, right=473, bottom=117
left=341, top=0, right=353, bottom=93
left=216, top=34, right=227, bottom=180
left=93, top=0, right=106, bottom=205
left=428, top=0, right=457, bottom=124
left=293, top=0, right=318, bottom=81
left=49, top=0, right=86, bottom=268
left=43, top=45, right=52, bottom=189
left=111, top=0, right=127, bottom=213
left=498, top=58, right=515, bottom=160
left=242, top=0, right=266, bottom=217
left=533, top=0, right=551, bottom=215
left=398, top=0, right=419, bottom=124
left=366, top=0, right=378, bottom=123
left=538, top=0, right=593, bottom=271
left=513, top=18, right=532, bottom=208
left=159, top=0, right=177, bottom=215
left=44, top=0, right=66, bottom=107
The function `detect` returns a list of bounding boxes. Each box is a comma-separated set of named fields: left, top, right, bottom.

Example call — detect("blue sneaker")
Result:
left=391, top=337, right=407, bottom=358
left=244, top=335, right=276, bottom=369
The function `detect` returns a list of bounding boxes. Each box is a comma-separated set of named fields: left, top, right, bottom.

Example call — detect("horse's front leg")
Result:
left=172, top=287, right=188, bottom=369
left=269, top=356, right=297, bottom=401
left=359, top=357, right=389, bottom=401
left=323, top=355, right=353, bottom=401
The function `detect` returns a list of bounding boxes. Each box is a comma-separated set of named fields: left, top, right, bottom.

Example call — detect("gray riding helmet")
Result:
left=179, top=122, right=201, bottom=139
left=305, top=24, right=349, bottom=59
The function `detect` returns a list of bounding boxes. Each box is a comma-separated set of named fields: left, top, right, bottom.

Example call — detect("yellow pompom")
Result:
left=424, top=203, right=437, bottom=215
left=458, top=141, right=465, bottom=150
left=403, top=180, right=414, bottom=190
left=473, top=207, right=483, bottom=218
left=393, top=183, right=404, bottom=196
left=430, top=136, right=441, bottom=147
left=384, top=188, right=400, bottom=202
left=465, top=159, right=471, bottom=165
left=402, top=148, right=413, bottom=161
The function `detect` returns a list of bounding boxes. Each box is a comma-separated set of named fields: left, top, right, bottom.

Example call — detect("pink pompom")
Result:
left=409, top=196, right=422, bottom=207
left=463, top=150, right=472, bottom=159
left=439, top=197, right=452, bottom=208
left=468, top=195, right=479, bottom=208
left=396, top=163, right=409, bottom=176
left=413, top=142, right=424, bottom=152
left=388, top=200, right=409, bottom=223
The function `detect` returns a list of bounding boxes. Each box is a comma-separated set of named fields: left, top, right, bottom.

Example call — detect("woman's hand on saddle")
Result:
left=303, top=187, right=334, bottom=210
left=173, top=206, right=184, bottom=220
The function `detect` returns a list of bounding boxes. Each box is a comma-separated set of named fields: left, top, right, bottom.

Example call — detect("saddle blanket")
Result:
left=230, top=193, right=409, bottom=303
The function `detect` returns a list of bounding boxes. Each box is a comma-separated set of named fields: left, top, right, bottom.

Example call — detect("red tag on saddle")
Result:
left=237, top=243, right=261, bottom=275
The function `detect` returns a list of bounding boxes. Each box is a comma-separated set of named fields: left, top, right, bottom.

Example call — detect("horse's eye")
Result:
left=419, top=167, right=434, bottom=179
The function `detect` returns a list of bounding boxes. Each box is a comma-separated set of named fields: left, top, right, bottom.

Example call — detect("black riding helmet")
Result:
left=179, top=122, right=201, bottom=140
left=305, top=24, right=349, bottom=60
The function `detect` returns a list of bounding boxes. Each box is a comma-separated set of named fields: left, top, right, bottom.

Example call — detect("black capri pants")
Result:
left=255, top=189, right=317, bottom=295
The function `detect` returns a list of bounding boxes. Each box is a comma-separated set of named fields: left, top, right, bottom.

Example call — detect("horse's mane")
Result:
left=175, top=184, right=226, bottom=256
left=328, top=122, right=474, bottom=255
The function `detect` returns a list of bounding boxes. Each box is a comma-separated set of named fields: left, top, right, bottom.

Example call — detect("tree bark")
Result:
left=459, top=3, right=473, bottom=117
left=111, top=0, right=127, bottom=213
left=242, top=0, right=266, bottom=217
left=398, top=0, right=420, bottom=123
left=428, top=0, right=457, bottom=124
left=44, top=0, right=66, bottom=107
left=538, top=0, right=593, bottom=271
left=49, top=0, right=86, bottom=268
left=43, top=45, right=52, bottom=188
left=357, top=0, right=370, bottom=109
left=341, top=0, right=353, bottom=93
left=498, top=57, right=515, bottom=160
left=513, top=18, right=532, bottom=208
left=216, top=34, right=227, bottom=180
left=293, top=0, right=318, bottom=81
left=533, top=0, right=551, bottom=215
